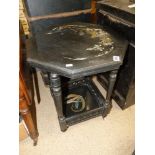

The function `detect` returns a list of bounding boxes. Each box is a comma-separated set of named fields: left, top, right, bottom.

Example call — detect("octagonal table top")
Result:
left=26, top=22, right=128, bottom=79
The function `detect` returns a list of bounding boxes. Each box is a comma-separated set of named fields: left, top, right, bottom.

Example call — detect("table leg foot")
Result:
left=59, top=117, right=68, bottom=132
left=102, top=70, right=118, bottom=118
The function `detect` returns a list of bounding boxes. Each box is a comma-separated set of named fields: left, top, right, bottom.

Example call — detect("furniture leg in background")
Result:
left=19, top=72, right=39, bottom=145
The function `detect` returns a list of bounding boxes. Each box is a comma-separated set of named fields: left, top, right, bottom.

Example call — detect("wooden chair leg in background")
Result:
left=19, top=93, right=39, bottom=146
left=19, top=72, right=39, bottom=145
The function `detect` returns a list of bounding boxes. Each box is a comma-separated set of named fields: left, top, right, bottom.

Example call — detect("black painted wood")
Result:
left=97, top=0, right=135, bottom=41
left=97, top=0, right=135, bottom=23
left=50, top=77, right=106, bottom=128
left=26, top=22, right=128, bottom=130
left=24, top=0, right=91, bottom=17
left=23, top=0, right=128, bottom=129
left=101, top=70, right=118, bottom=117
left=30, top=14, right=91, bottom=35
left=23, top=0, right=92, bottom=35
left=49, top=73, right=67, bottom=131
left=98, top=43, right=135, bottom=109
left=26, top=22, right=128, bottom=79
left=97, top=0, right=135, bottom=109
left=105, top=70, right=118, bottom=103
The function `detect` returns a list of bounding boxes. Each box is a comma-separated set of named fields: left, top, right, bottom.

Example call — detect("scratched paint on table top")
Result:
left=46, top=24, right=114, bottom=60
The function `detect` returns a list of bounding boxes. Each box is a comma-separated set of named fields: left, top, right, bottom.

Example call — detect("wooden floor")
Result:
left=19, top=72, right=135, bottom=155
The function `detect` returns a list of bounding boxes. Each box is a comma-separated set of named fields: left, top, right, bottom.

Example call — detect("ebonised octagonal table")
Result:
left=26, top=22, right=128, bottom=131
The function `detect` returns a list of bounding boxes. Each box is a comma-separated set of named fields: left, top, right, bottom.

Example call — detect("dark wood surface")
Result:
left=23, top=0, right=92, bottom=35
left=19, top=72, right=38, bottom=145
left=49, top=74, right=116, bottom=131
left=98, top=0, right=135, bottom=15
left=26, top=22, right=128, bottom=79
left=24, top=0, right=91, bottom=17
left=97, top=0, right=135, bottom=109
left=25, top=21, right=127, bottom=131
left=29, top=15, right=92, bottom=35
left=97, top=0, right=135, bottom=41
left=23, top=0, right=128, bottom=131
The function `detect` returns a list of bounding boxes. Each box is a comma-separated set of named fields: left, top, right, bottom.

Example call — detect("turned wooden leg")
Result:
left=19, top=71, right=38, bottom=145
left=19, top=94, right=38, bottom=145
left=49, top=73, right=67, bottom=131
left=103, top=70, right=118, bottom=117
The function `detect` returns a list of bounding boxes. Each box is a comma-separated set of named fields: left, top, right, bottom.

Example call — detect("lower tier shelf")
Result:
left=61, top=77, right=107, bottom=126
